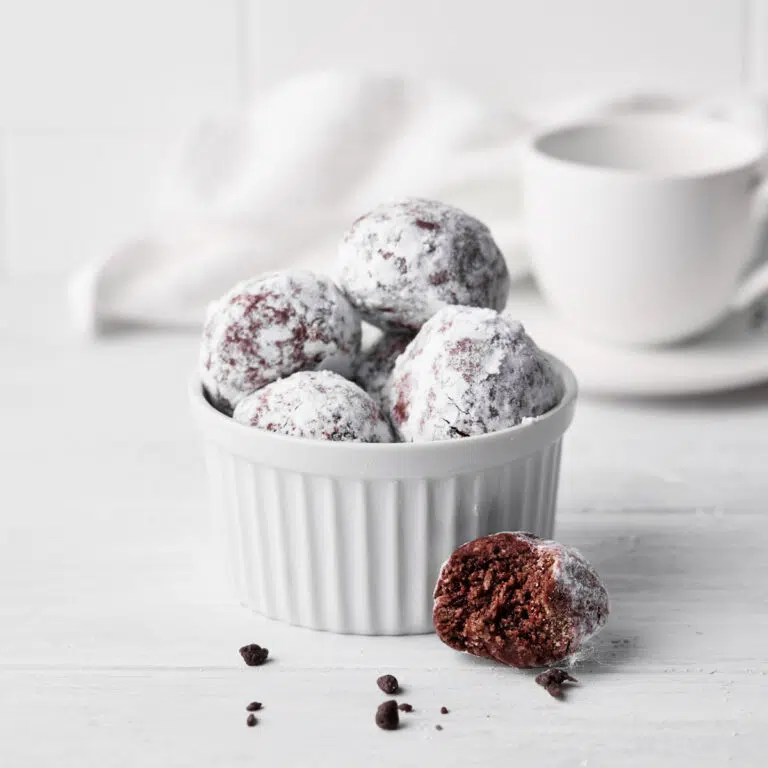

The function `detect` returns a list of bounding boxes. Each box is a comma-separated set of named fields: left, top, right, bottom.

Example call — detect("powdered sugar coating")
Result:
left=232, top=370, right=394, bottom=442
left=499, top=533, right=609, bottom=654
left=338, top=198, right=510, bottom=332
left=536, top=537, right=610, bottom=650
left=354, top=331, right=415, bottom=404
left=388, top=306, right=561, bottom=442
left=200, top=271, right=361, bottom=413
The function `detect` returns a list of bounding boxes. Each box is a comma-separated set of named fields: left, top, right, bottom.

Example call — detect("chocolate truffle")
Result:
left=338, top=198, right=509, bottom=332
left=433, top=532, right=609, bottom=668
left=388, top=306, right=561, bottom=442
left=233, top=370, right=394, bottom=443
left=200, top=271, right=361, bottom=414
left=354, top=331, right=415, bottom=404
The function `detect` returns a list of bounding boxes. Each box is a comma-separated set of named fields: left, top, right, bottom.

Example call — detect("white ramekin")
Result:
left=190, top=356, right=577, bottom=635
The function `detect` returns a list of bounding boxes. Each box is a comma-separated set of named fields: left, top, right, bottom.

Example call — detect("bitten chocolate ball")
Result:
left=387, top=306, right=561, bottom=442
left=233, top=371, right=394, bottom=443
left=200, top=271, right=361, bottom=414
left=354, top=331, right=415, bottom=404
left=433, top=533, right=609, bottom=668
left=338, top=198, right=510, bottom=332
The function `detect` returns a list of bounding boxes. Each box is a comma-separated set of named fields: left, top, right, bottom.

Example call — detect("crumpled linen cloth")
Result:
left=69, top=71, right=768, bottom=333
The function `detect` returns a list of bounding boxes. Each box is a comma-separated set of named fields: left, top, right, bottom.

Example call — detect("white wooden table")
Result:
left=1, top=282, right=767, bottom=767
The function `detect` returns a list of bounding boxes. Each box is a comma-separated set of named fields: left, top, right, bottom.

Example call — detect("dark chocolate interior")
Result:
left=433, top=533, right=571, bottom=668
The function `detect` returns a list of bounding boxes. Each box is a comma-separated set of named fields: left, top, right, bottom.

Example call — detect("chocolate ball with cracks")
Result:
left=200, top=270, right=360, bottom=414
left=338, top=198, right=509, bottom=332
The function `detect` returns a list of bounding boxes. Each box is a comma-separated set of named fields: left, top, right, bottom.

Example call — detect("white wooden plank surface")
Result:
left=245, top=0, right=745, bottom=103
left=1, top=281, right=767, bottom=765
left=2, top=669, right=765, bottom=767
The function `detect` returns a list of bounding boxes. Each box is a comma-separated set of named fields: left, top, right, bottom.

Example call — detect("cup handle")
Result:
left=731, top=176, right=768, bottom=312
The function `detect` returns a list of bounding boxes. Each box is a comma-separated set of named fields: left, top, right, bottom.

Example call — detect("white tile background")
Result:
left=0, top=0, right=764, bottom=277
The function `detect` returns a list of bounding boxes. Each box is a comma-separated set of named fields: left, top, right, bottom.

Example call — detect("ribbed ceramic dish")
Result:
left=190, top=355, right=577, bottom=635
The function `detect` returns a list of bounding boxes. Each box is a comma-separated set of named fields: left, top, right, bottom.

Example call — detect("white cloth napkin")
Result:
left=69, top=71, right=768, bottom=334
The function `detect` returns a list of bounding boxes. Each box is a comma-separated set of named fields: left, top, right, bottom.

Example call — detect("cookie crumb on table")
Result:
left=398, top=703, right=413, bottom=713
left=535, top=668, right=578, bottom=698
left=376, top=674, right=400, bottom=694
left=245, top=702, right=263, bottom=712
left=246, top=714, right=258, bottom=727
left=375, top=700, right=400, bottom=731
left=440, top=706, right=449, bottom=715
left=239, top=644, right=269, bottom=667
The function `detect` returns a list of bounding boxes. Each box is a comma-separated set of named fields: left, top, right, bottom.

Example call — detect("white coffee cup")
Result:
left=523, top=113, right=768, bottom=346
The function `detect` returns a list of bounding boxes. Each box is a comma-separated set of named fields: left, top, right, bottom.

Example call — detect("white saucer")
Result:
left=509, top=282, right=768, bottom=396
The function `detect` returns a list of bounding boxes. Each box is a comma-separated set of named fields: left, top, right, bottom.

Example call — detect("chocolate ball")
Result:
left=338, top=198, right=510, bottom=332
left=200, top=271, right=361, bottom=414
left=387, top=306, right=561, bottom=442
left=433, top=532, right=609, bottom=668
left=354, top=330, right=415, bottom=405
left=232, top=371, right=394, bottom=443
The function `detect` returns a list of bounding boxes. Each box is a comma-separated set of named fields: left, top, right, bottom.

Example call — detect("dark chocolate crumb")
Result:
left=440, top=706, right=449, bottom=715
left=375, top=700, right=399, bottom=730
left=246, top=702, right=263, bottom=712
left=535, top=668, right=578, bottom=698
left=377, top=674, right=400, bottom=694
left=246, top=714, right=258, bottom=727
left=398, top=703, right=413, bottom=713
left=239, top=644, right=269, bottom=667
left=435, top=724, right=443, bottom=731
